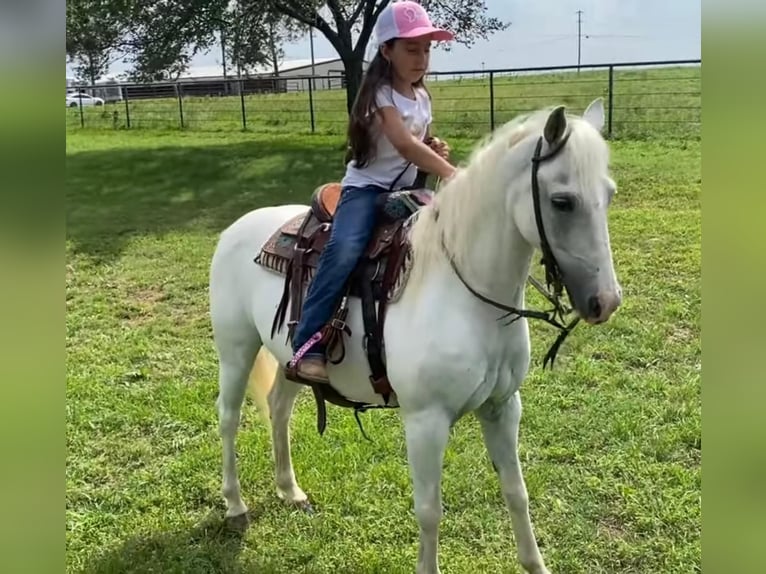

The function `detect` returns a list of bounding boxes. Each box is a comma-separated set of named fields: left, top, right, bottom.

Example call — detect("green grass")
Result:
left=67, top=64, right=700, bottom=140
left=66, top=129, right=700, bottom=573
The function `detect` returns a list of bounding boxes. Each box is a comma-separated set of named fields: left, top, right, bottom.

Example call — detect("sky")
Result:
left=67, top=0, right=701, bottom=78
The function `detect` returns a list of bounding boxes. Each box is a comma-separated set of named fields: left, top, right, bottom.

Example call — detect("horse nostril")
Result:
left=588, top=295, right=602, bottom=318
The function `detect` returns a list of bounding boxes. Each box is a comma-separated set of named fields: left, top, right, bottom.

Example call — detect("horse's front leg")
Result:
left=402, top=407, right=453, bottom=574
left=477, top=392, right=550, bottom=574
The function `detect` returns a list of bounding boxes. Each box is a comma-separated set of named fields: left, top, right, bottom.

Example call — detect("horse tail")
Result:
left=247, top=347, right=279, bottom=425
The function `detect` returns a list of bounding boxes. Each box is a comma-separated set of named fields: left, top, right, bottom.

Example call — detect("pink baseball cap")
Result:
left=374, top=1, right=455, bottom=45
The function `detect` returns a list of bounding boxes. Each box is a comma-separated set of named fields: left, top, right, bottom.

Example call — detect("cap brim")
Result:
left=399, top=26, right=454, bottom=42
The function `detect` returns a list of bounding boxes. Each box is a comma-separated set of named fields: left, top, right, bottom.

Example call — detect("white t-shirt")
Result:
left=341, top=84, right=432, bottom=190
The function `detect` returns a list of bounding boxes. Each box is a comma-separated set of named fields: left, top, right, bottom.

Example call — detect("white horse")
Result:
left=209, top=99, right=622, bottom=574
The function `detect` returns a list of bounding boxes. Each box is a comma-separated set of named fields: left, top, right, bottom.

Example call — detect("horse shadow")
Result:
left=78, top=506, right=280, bottom=574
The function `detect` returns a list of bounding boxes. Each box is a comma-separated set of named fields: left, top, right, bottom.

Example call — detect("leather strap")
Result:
left=287, top=245, right=306, bottom=343
left=272, top=212, right=314, bottom=340
left=360, top=261, right=391, bottom=400
left=271, top=260, right=293, bottom=340
left=531, top=132, right=570, bottom=301
left=322, top=295, right=352, bottom=365
left=310, top=384, right=328, bottom=435
left=377, top=225, right=408, bottom=332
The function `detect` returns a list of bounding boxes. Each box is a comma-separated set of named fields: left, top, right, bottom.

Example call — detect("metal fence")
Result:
left=66, top=59, right=700, bottom=140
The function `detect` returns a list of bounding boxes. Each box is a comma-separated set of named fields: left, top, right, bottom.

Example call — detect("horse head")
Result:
left=510, top=99, right=622, bottom=325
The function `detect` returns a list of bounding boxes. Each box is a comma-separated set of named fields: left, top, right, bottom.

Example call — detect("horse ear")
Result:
left=583, top=97, right=605, bottom=132
left=544, top=106, right=567, bottom=145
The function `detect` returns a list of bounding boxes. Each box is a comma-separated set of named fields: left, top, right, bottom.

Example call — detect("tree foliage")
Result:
left=224, top=9, right=304, bottom=77
left=67, top=1, right=508, bottom=106
left=66, top=0, right=129, bottom=84
left=263, top=1, right=509, bottom=110
left=124, top=0, right=228, bottom=81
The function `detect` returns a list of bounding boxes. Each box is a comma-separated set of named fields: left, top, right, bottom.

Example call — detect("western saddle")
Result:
left=254, top=179, right=434, bottom=435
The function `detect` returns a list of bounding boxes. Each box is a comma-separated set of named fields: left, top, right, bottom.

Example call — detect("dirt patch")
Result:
left=119, top=286, right=167, bottom=326
left=667, top=325, right=695, bottom=344
left=598, top=514, right=628, bottom=540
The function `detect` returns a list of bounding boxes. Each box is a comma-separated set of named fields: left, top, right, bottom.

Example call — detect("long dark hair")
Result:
left=345, top=41, right=429, bottom=167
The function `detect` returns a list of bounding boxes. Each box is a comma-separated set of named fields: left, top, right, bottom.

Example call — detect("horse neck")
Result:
left=410, top=137, right=536, bottom=308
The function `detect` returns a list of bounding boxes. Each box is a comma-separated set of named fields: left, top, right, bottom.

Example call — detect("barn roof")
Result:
left=180, top=57, right=353, bottom=80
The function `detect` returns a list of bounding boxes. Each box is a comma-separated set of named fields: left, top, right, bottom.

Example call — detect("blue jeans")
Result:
left=292, top=184, right=387, bottom=355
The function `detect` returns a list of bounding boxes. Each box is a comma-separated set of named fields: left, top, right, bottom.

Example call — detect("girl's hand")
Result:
left=428, top=137, right=450, bottom=160
left=377, top=107, right=455, bottom=181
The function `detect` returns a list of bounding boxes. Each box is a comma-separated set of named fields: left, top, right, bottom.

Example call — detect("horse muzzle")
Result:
left=582, top=287, right=622, bottom=325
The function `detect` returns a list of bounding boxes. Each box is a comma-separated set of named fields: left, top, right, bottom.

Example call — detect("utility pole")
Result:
left=309, top=24, right=316, bottom=92
left=221, top=28, right=227, bottom=79
left=309, top=25, right=316, bottom=76
left=234, top=2, right=242, bottom=79
left=576, top=9, right=583, bottom=72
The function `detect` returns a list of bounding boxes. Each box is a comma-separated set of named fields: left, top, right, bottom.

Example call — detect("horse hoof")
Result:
left=296, top=500, right=315, bottom=514
left=223, top=512, right=250, bottom=532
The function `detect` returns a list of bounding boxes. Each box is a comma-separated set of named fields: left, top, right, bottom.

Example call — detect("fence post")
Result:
left=79, top=91, right=85, bottom=128
left=239, top=79, right=247, bottom=130
left=177, top=83, right=185, bottom=129
left=124, top=88, right=131, bottom=129
left=607, top=65, right=614, bottom=139
left=489, top=71, right=495, bottom=131
left=308, top=76, right=316, bottom=133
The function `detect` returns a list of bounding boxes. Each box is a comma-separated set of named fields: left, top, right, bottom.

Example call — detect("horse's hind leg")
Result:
left=215, top=330, right=261, bottom=518
left=268, top=369, right=309, bottom=507
left=477, top=392, right=549, bottom=574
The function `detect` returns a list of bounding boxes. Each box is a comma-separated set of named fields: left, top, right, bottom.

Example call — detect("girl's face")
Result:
left=382, top=37, right=432, bottom=85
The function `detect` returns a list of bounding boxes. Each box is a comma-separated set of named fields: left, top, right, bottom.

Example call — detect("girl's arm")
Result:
left=376, top=107, right=456, bottom=181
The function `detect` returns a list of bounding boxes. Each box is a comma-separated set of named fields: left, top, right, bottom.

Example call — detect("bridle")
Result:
left=440, top=130, right=581, bottom=369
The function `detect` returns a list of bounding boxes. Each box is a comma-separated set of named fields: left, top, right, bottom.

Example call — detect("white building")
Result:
left=64, top=57, right=369, bottom=100
left=180, top=57, right=367, bottom=92
left=263, top=57, right=355, bottom=92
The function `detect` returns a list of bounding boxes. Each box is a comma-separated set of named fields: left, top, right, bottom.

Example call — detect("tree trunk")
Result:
left=342, top=54, right=364, bottom=114
left=88, top=53, right=97, bottom=86
left=269, top=21, right=279, bottom=75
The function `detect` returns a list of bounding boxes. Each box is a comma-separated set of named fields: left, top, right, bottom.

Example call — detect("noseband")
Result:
left=441, top=131, right=580, bottom=369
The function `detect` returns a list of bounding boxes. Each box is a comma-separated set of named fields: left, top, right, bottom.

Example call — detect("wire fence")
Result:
left=66, top=59, right=701, bottom=140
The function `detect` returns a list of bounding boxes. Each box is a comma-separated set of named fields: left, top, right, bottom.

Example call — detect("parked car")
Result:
left=66, top=92, right=104, bottom=107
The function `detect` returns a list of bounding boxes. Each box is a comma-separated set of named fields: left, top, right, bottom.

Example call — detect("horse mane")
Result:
left=405, top=106, right=608, bottom=297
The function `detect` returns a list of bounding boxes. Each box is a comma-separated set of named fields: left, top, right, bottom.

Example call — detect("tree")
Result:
left=224, top=10, right=303, bottom=77
left=123, top=0, right=229, bottom=81
left=66, top=0, right=129, bottom=85
left=263, top=16, right=305, bottom=76
left=265, top=1, right=509, bottom=112
left=120, top=2, right=297, bottom=81
left=107, top=1, right=508, bottom=109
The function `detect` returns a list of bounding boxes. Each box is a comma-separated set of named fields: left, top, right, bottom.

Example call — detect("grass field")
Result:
left=67, top=64, right=700, bottom=140
left=66, top=127, right=701, bottom=573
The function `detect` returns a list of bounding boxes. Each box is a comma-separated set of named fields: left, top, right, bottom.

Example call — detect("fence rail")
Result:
left=66, top=59, right=701, bottom=140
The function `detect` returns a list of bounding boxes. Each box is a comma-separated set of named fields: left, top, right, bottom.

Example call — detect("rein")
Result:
left=440, top=131, right=581, bottom=369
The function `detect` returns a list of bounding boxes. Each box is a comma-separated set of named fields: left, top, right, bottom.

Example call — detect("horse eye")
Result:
left=551, top=195, right=576, bottom=212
